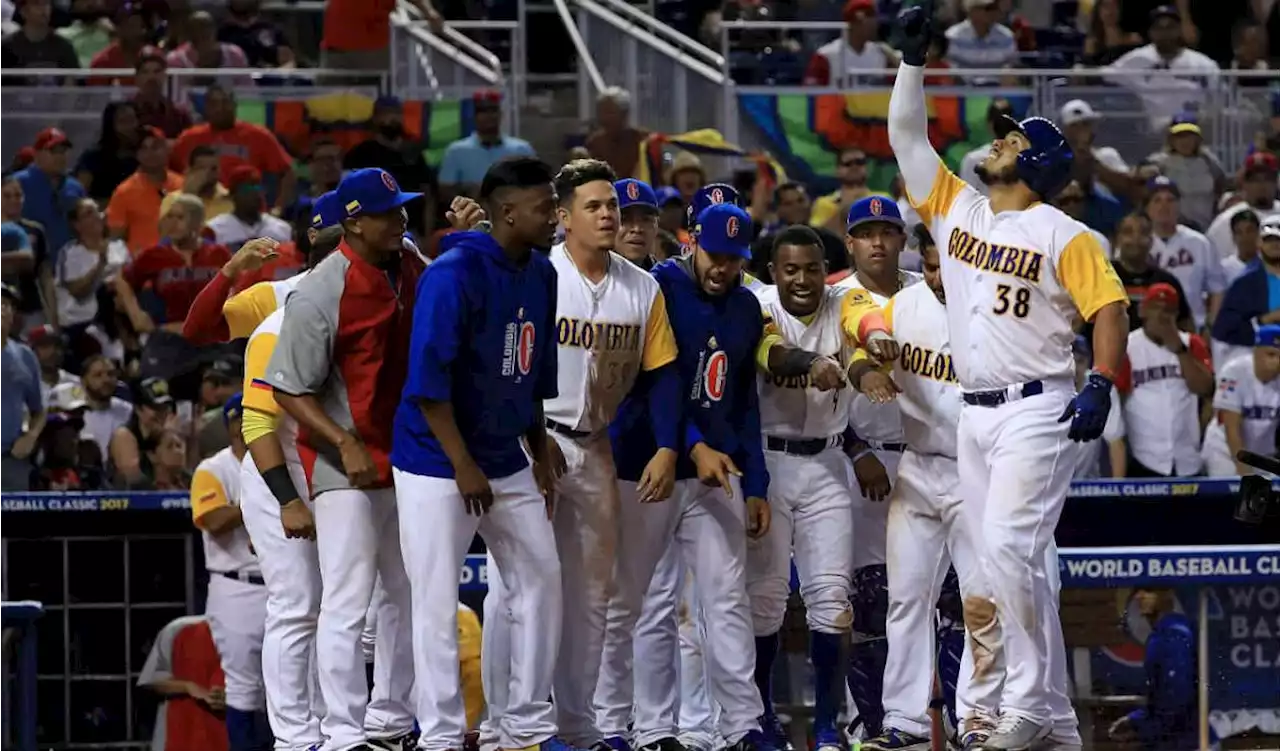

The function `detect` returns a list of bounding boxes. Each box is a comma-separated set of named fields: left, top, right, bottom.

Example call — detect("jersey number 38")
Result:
left=993, top=284, right=1031, bottom=319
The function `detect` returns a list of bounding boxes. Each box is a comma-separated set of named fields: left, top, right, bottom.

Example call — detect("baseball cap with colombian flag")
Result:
left=695, top=203, right=754, bottom=259
left=337, top=168, right=422, bottom=218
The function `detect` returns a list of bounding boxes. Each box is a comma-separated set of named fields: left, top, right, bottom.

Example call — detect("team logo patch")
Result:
left=870, top=198, right=883, bottom=216
left=627, top=181, right=640, bottom=200
left=1219, top=378, right=1238, bottom=395
left=726, top=216, right=739, bottom=238
left=517, top=322, right=536, bottom=376
left=704, top=350, right=728, bottom=401
left=382, top=171, right=399, bottom=192
left=710, top=187, right=725, bottom=204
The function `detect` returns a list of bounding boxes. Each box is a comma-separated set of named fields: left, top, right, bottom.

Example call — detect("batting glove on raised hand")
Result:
left=1058, top=372, right=1112, bottom=442
left=896, top=0, right=935, bottom=66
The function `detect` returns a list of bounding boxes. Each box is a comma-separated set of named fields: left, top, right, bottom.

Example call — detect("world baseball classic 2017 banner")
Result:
left=737, top=90, right=1033, bottom=194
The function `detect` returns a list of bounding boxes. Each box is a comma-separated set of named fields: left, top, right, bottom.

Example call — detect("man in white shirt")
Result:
left=1144, top=176, right=1226, bottom=329
left=74, top=353, right=133, bottom=461
left=802, top=0, right=899, bottom=88
left=28, top=324, right=78, bottom=406
left=205, top=165, right=292, bottom=252
left=1205, top=152, right=1280, bottom=259
left=1103, top=6, right=1221, bottom=132
left=944, top=0, right=1019, bottom=84
left=1201, top=325, right=1280, bottom=476
left=1058, top=99, right=1135, bottom=204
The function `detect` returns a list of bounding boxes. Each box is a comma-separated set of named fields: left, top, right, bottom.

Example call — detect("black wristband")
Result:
left=774, top=347, right=821, bottom=378
left=262, top=465, right=301, bottom=507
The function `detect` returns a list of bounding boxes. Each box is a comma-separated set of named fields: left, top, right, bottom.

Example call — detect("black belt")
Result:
left=766, top=435, right=843, bottom=456
left=962, top=380, right=1044, bottom=407
left=214, top=571, right=265, bottom=586
left=546, top=420, right=592, bottom=439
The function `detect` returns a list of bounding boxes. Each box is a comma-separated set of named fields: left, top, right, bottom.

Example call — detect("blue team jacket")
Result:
left=1127, top=612, right=1206, bottom=750
left=611, top=256, right=769, bottom=500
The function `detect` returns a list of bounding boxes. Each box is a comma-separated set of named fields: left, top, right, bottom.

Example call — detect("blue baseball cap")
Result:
left=337, top=168, right=422, bottom=219
left=310, top=191, right=342, bottom=230
left=222, top=393, right=244, bottom=425
left=655, top=186, right=683, bottom=207
left=687, top=183, right=740, bottom=226
left=846, top=196, right=905, bottom=231
left=695, top=203, right=753, bottom=259
left=616, top=178, right=658, bottom=212
left=1147, top=174, right=1180, bottom=198
left=1257, top=324, right=1280, bottom=348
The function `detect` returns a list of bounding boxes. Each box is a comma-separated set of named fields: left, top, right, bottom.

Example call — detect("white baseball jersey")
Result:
left=543, top=244, right=676, bottom=433
left=242, top=307, right=300, bottom=460
left=882, top=282, right=962, bottom=458
left=754, top=285, right=856, bottom=440
left=1117, top=329, right=1211, bottom=476
left=191, top=446, right=258, bottom=575
left=834, top=271, right=922, bottom=444
left=1212, top=354, right=1280, bottom=456
left=222, top=273, right=309, bottom=341
left=912, top=171, right=1128, bottom=391
left=1149, top=225, right=1226, bottom=327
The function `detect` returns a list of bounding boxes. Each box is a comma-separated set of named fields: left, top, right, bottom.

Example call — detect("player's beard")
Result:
left=975, top=160, right=1018, bottom=187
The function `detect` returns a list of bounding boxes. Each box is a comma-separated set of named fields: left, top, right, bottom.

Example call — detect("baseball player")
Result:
left=391, top=156, right=571, bottom=751
left=266, top=168, right=424, bottom=751
left=616, top=177, right=663, bottom=270
left=747, top=223, right=901, bottom=751
left=1201, top=325, right=1280, bottom=476
left=858, top=229, right=1001, bottom=751
left=830, top=195, right=922, bottom=742
left=890, top=5, right=1130, bottom=748
left=678, top=183, right=766, bottom=291
left=191, top=393, right=269, bottom=751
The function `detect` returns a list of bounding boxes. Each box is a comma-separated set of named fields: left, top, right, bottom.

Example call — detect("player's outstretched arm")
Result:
left=887, top=0, right=949, bottom=212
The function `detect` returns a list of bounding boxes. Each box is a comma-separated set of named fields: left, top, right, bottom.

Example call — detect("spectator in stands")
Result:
left=1081, top=0, right=1143, bottom=65
left=1145, top=176, right=1226, bottom=331
left=1205, top=152, right=1280, bottom=258
left=195, top=358, right=240, bottom=457
left=1, top=212, right=32, bottom=280
left=132, top=48, right=195, bottom=139
left=34, top=385, right=103, bottom=491
left=78, top=353, right=134, bottom=460
left=344, top=97, right=439, bottom=233
left=75, top=102, right=142, bottom=203
left=205, top=167, right=291, bottom=252
left=285, top=139, right=343, bottom=225
left=1, top=176, right=54, bottom=330
left=171, top=85, right=297, bottom=213
left=28, top=324, right=77, bottom=403
left=1222, top=209, right=1260, bottom=284
left=1144, top=114, right=1228, bottom=231
left=1103, top=6, right=1222, bottom=132
left=1112, top=211, right=1195, bottom=331
left=1116, top=282, right=1214, bottom=477
left=666, top=151, right=706, bottom=205
left=321, top=0, right=441, bottom=72
left=56, top=0, right=112, bottom=66
left=655, top=186, right=684, bottom=237
left=122, top=193, right=231, bottom=334
left=438, top=90, right=534, bottom=200
left=108, top=375, right=175, bottom=487
left=944, top=0, right=1019, bottom=84
left=1229, top=19, right=1271, bottom=85
left=1213, top=221, right=1280, bottom=369
left=1, top=0, right=79, bottom=70
left=810, top=146, right=887, bottom=233
left=1, top=283, right=44, bottom=490
left=1071, top=335, right=1127, bottom=478
left=55, top=197, right=130, bottom=353
left=958, top=98, right=1015, bottom=195
left=88, top=1, right=153, bottom=76
left=183, top=145, right=234, bottom=223
left=1054, top=179, right=1113, bottom=257
left=752, top=182, right=847, bottom=278
left=218, top=0, right=294, bottom=69
left=585, top=87, right=648, bottom=180
left=1202, top=325, right=1280, bottom=476
left=15, top=128, right=85, bottom=270
left=803, top=0, right=898, bottom=87
left=106, top=127, right=183, bottom=256
left=138, top=616, right=230, bottom=751
left=1108, top=589, right=1201, bottom=749
left=165, top=11, right=250, bottom=87
left=1059, top=99, right=1139, bottom=206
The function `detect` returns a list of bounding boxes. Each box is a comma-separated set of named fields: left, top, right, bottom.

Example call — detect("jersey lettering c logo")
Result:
left=704, top=350, right=728, bottom=401
left=518, top=322, right=536, bottom=376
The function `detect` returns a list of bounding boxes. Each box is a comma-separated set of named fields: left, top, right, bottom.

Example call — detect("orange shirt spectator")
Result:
left=106, top=127, right=184, bottom=255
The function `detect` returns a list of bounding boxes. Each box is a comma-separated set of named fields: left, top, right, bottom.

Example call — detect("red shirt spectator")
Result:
left=88, top=3, right=157, bottom=84
left=132, top=48, right=194, bottom=139
left=126, top=193, right=233, bottom=326
left=322, top=0, right=440, bottom=53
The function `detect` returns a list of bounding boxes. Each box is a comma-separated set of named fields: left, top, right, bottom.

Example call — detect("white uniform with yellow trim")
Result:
left=483, top=245, right=679, bottom=748
left=223, top=276, right=305, bottom=341
left=192, top=446, right=267, bottom=713
left=888, top=61, right=1127, bottom=739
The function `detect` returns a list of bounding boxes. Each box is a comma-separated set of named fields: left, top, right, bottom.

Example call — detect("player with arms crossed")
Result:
left=889, top=4, right=1130, bottom=749
left=746, top=224, right=900, bottom=751
left=393, top=157, right=574, bottom=751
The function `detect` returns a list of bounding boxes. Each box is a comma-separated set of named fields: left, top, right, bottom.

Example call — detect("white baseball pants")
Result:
left=851, top=447, right=902, bottom=570
left=595, top=478, right=762, bottom=746
left=479, top=550, right=510, bottom=751
left=205, top=573, right=268, bottom=711
left=396, top=467, right=561, bottom=751
left=629, top=536, right=681, bottom=746
left=313, top=486, right=415, bottom=750
left=747, top=446, right=854, bottom=636
left=239, top=457, right=325, bottom=751
left=676, top=565, right=722, bottom=751
left=358, top=574, right=417, bottom=742
left=957, top=384, right=1082, bottom=725
left=880, top=451, right=997, bottom=736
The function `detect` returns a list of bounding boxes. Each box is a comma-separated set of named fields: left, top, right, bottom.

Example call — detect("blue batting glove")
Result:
left=1058, top=372, right=1112, bottom=442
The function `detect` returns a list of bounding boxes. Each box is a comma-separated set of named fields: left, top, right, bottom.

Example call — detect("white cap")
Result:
left=1262, top=222, right=1280, bottom=240
left=1059, top=99, right=1101, bottom=126
left=50, top=382, right=88, bottom=412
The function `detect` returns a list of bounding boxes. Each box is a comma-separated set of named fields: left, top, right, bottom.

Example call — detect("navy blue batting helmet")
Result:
left=686, top=182, right=740, bottom=227
left=992, top=115, right=1074, bottom=199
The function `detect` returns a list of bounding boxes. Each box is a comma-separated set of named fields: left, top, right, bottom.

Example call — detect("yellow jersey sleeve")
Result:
left=810, top=193, right=840, bottom=229
left=242, top=406, right=279, bottom=446
left=641, top=290, right=679, bottom=371
left=1058, top=231, right=1129, bottom=322
left=223, top=282, right=279, bottom=340
left=882, top=295, right=897, bottom=334
left=840, top=288, right=889, bottom=346
left=457, top=606, right=485, bottom=729
left=190, top=468, right=229, bottom=527
left=909, top=163, right=968, bottom=228
left=754, top=312, right=784, bottom=372
left=242, top=331, right=280, bottom=415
